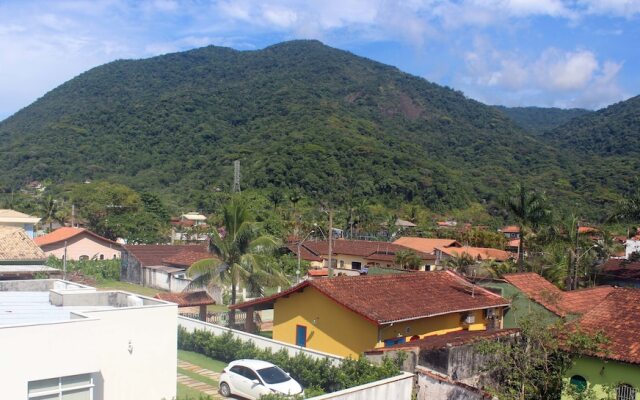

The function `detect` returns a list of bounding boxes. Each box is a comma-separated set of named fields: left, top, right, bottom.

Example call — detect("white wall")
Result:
left=178, top=316, right=343, bottom=365
left=311, top=372, right=414, bottom=400
left=626, top=239, right=640, bottom=259
left=0, top=304, right=177, bottom=400
left=144, top=268, right=192, bottom=292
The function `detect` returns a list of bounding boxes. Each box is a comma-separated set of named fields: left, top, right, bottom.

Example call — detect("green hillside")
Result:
left=0, top=40, right=622, bottom=215
left=494, top=106, right=592, bottom=136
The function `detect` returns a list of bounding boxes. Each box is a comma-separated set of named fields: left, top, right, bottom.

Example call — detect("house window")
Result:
left=383, top=337, right=406, bottom=347
left=569, top=375, right=587, bottom=393
left=28, top=373, right=94, bottom=399
left=617, top=384, right=636, bottom=400
left=79, top=255, right=89, bottom=261
left=99, top=254, right=104, bottom=260
left=339, top=260, right=344, bottom=268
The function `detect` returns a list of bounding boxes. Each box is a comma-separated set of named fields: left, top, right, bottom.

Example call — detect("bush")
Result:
left=177, top=327, right=401, bottom=394
left=46, top=256, right=120, bottom=281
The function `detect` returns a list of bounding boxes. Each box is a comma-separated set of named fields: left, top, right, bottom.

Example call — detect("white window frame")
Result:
left=28, top=374, right=94, bottom=400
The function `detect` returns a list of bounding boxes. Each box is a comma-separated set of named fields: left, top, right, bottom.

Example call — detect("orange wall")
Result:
left=41, top=233, right=121, bottom=260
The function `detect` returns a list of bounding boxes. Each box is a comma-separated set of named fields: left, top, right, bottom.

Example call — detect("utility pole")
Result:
left=71, top=204, right=75, bottom=227
left=63, top=241, right=68, bottom=280
left=233, top=160, right=241, bottom=193
left=328, top=209, right=334, bottom=278
left=573, top=222, right=580, bottom=290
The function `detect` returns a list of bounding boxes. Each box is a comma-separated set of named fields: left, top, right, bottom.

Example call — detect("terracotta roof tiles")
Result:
left=154, top=291, right=215, bottom=307
left=0, top=227, right=46, bottom=262
left=123, top=244, right=208, bottom=267
left=438, top=246, right=513, bottom=262
left=599, top=259, right=640, bottom=281
left=232, top=271, right=510, bottom=325
left=393, top=237, right=461, bottom=254
left=34, top=227, right=119, bottom=247
left=570, top=288, right=640, bottom=365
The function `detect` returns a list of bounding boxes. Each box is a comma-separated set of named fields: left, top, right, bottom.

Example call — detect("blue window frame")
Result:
left=383, top=337, right=406, bottom=347
left=295, top=325, right=307, bottom=347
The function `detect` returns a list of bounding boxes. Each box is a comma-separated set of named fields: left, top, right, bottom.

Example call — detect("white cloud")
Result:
left=537, top=49, right=599, bottom=90
left=261, top=5, right=298, bottom=28
left=578, top=0, right=640, bottom=17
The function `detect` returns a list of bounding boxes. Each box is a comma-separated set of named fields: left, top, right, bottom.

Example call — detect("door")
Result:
left=351, top=261, right=362, bottom=270
left=295, top=325, right=307, bottom=347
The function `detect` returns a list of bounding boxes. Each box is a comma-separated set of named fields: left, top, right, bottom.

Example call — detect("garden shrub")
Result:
left=177, top=326, right=401, bottom=394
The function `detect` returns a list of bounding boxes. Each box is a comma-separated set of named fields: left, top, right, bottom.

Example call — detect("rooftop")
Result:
left=437, top=246, right=513, bottom=262
left=569, top=288, right=640, bottom=365
left=154, top=291, right=215, bottom=307
left=34, top=227, right=120, bottom=247
left=232, top=271, right=509, bottom=325
left=374, top=328, right=520, bottom=352
left=393, top=237, right=461, bottom=254
left=289, top=239, right=434, bottom=262
left=123, top=244, right=208, bottom=267
left=0, top=209, right=41, bottom=224
left=0, top=279, right=172, bottom=328
left=503, top=273, right=613, bottom=317
left=598, top=258, right=640, bottom=281
left=0, top=227, right=46, bottom=262
left=500, top=226, right=520, bottom=234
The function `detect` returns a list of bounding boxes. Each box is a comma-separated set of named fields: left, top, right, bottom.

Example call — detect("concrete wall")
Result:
left=142, top=268, right=192, bottom=292
left=178, top=316, right=344, bottom=365
left=41, top=233, right=121, bottom=261
left=479, top=281, right=558, bottom=328
left=311, top=371, right=414, bottom=400
left=627, top=239, right=640, bottom=259
left=120, top=250, right=142, bottom=284
left=0, top=301, right=177, bottom=399
left=416, top=368, right=494, bottom=400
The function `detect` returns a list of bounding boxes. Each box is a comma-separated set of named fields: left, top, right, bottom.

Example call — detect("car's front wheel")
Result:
left=219, top=382, right=232, bottom=397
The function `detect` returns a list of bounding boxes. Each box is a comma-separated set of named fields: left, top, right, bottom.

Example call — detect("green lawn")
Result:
left=258, top=331, right=273, bottom=339
left=207, top=304, right=229, bottom=312
left=176, top=383, right=213, bottom=399
left=179, top=350, right=228, bottom=372
left=94, top=280, right=164, bottom=297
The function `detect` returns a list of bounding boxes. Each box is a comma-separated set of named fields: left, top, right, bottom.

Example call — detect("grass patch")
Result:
left=258, top=331, right=273, bottom=339
left=178, top=368, right=218, bottom=387
left=207, top=304, right=229, bottom=312
left=176, top=383, right=213, bottom=399
left=95, top=280, right=164, bottom=297
left=179, top=349, right=228, bottom=372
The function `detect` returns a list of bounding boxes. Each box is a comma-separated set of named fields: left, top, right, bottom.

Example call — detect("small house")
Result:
left=232, top=271, right=510, bottom=358
left=0, top=209, right=41, bottom=239
left=34, top=227, right=121, bottom=261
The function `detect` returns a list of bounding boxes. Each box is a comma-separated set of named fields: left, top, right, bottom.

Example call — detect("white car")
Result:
left=219, top=359, right=303, bottom=399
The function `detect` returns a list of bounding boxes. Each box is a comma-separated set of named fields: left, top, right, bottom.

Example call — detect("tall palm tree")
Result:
left=503, top=184, right=551, bottom=271
left=186, top=197, right=288, bottom=327
left=445, top=253, right=476, bottom=276
left=394, top=249, right=422, bottom=270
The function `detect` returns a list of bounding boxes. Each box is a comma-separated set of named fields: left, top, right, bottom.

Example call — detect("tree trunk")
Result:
left=517, top=227, right=525, bottom=272
left=229, top=281, right=237, bottom=328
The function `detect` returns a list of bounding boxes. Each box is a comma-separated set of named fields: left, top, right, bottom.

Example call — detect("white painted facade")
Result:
left=0, top=280, right=177, bottom=400
left=626, top=238, right=640, bottom=259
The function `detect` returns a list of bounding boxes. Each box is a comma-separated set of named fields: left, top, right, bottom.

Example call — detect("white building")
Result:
left=626, top=236, right=640, bottom=259
left=0, top=279, right=177, bottom=400
left=0, top=209, right=41, bottom=238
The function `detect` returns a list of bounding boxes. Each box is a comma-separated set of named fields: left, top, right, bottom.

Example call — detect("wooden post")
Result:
left=199, top=305, right=207, bottom=322
left=244, top=306, right=256, bottom=333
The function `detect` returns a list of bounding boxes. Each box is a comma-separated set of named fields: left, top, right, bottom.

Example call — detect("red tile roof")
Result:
left=599, top=259, right=640, bottom=281
left=162, top=247, right=212, bottom=267
left=123, top=244, right=208, bottom=267
left=154, top=291, right=215, bottom=307
left=500, top=226, right=520, bottom=234
left=438, top=246, right=513, bottom=262
left=578, top=226, right=599, bottom=234
left=503, top=273, right=613, bottom=317
left=393, top=237, right=461, bottom=254
left=569, top=288, right=640, bottom=364
left=231, top=271, right=510, bottom=325
left=34, top=227, right=119, bottom=247
left=307, top=268, right=329, bottom=277
left=288, top=240, right=434, bottom=263
left=382, top=328, right=520, bottom=351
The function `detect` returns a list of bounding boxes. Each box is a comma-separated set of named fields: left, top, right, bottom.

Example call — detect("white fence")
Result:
left=178, top=316, right=343, bottom=365
left=312, top=371, right=414, bottom=400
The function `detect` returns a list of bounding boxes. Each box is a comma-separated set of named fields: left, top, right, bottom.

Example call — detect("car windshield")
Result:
left=257, top=366, right=291, bottom=384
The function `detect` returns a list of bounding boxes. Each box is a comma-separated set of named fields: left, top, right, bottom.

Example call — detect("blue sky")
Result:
left=1, top=0, right=639, bottom=120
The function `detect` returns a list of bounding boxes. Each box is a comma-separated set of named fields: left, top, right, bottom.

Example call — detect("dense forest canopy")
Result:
left=0, top=40, right=637, bottom=218
left=493, top=106, right=592, bottom=136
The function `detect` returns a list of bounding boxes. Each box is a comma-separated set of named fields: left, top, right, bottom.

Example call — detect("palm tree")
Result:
left=609, top=181, right=640, bottom=229
left=186, top=197, right=288, bottom=327
left=503, top=184, right=551, bottom=271
left=445, top=253, right=476, bottom=275
left=394, top=249, right=422, bottom=270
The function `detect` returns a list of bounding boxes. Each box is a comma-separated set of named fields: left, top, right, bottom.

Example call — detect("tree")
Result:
left=186, top=197, right=288, bottom=327
left=476, top=311, right=609, bottom=400
left=394, top=249, right=422, bottom=270
left=503, top=184, right=551, bottom=271
left=445, top=253, right=476, bottom=275
left=609, top=180, right=640, bottom=226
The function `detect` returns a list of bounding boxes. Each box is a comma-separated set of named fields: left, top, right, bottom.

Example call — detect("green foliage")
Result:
left=177, top=326, right=401, bottom=394
left=46, top=256, right=120, bottom=281
left=0, top=40, right=616, bottom=217
left=394, top=249, right=422, bottom=269
left=475, top=311, right=609, bottom=400
left=495, top=105, right=592, bottom=136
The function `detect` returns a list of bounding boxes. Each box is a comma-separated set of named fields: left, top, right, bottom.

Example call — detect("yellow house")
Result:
left=232, top=271, right=510, bottom=358
left=288, top=239, right=437, bottom=272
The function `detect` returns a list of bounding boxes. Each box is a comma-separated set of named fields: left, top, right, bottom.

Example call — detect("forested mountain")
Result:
left=494, top=106, right=592, bottom=136
left=544, top=96, right=640, bottom=156
left=0, top=40, right=630, bottom=215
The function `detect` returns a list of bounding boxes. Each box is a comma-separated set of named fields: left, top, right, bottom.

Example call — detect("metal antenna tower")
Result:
left=233, top=160, right=241, bottom=193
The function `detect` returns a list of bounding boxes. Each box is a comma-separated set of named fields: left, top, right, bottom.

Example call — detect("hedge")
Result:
left=177, top=326, right=402, bottom=394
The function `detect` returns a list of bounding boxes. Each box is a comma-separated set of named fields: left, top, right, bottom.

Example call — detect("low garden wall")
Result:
left=178, top=316, right=414, bottom=399
left=178, top=316, right=343, bottom=365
